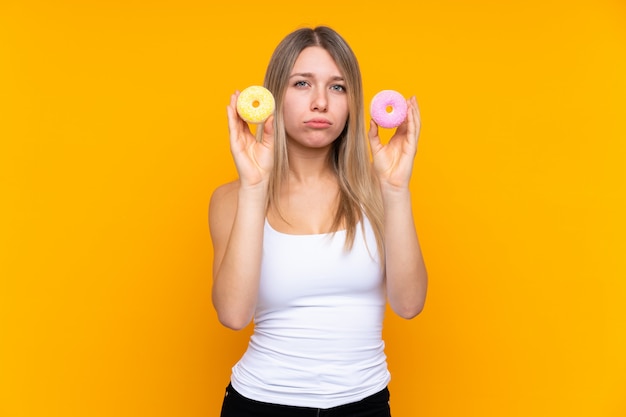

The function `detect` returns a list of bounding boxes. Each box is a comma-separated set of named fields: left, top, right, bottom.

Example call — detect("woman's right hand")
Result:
left=226, top=91, right=275, bottom=188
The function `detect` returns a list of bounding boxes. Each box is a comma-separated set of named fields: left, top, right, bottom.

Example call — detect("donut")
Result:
left=236, top=85, right=275, bottom=124
left=370, top=90, right=408, bottom=128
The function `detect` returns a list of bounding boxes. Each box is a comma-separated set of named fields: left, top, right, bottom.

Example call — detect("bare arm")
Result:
left=368, top=96, right=428, bottom=319
left=209, top=92, right=275, bottom=330
left=380, top=185, right=427, bottom=319
left=210, top=181, right=268, bottom=330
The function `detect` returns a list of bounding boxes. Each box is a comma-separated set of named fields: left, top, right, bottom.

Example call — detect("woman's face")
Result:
left=282, top=46, right=349, bottom=150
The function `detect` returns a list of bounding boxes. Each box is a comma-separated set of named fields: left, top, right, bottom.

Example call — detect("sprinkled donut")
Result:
left=370, top=90, right=408, bottom=128
left=236, top=85, right=275, bottom=124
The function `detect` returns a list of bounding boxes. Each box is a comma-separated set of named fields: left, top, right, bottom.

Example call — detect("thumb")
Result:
left=368, top=119, right=382, bottom=152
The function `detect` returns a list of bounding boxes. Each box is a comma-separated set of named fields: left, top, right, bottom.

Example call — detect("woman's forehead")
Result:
left=291, top=46, right=343, bottom=78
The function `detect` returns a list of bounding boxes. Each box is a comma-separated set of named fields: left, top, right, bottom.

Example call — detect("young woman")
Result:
left=209, top=26, right=427, bottom=417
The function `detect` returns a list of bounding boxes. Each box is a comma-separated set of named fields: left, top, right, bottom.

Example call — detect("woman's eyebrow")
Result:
left=289, top=72, right=314, bottom=78
left=289, top=72, right=345, bottom=81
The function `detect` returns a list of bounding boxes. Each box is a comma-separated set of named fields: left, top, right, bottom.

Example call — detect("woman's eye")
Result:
left=331, top=84, right=346, bottom=92
left=294, top=80, right=309, bottom=87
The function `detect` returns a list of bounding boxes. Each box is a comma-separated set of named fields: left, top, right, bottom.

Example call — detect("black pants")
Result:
left=220, top=383, right=391, bottom=417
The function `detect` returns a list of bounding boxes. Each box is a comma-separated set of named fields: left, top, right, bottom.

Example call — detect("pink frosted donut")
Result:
left=370, top=90, right=408, bottom=128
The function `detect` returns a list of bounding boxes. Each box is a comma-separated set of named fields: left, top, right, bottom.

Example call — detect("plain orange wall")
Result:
left=1, top=0, right=625, bottom=416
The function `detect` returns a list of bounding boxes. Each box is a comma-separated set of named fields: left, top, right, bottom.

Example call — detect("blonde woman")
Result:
left=209, top=26, right=427, bottom=417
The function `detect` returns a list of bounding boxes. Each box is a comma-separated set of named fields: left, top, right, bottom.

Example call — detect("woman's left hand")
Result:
left=368, top=96, right=421, bottom=190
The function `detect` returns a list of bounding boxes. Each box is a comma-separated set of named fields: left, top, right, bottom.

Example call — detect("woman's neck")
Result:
left=286, top=146, right=335, bottom=184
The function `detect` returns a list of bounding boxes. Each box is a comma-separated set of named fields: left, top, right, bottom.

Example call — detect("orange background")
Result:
left=1, top=0, right=625, bottom=416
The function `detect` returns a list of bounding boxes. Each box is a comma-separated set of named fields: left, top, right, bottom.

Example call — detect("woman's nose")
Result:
left=311, top=89, right=328, bottom=112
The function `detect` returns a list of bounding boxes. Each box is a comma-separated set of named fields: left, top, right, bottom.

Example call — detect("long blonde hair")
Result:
left=262, top=26, right=384, bottom=260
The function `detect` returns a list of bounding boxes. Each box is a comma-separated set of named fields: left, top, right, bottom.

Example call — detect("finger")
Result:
left=226, top=91, right=240, bottom=128
left=412, top=96, right=421, bottom=122
left=367, top=119, right=382, bottom=152
left=227, top=91, right=252, bottom=148
left=226, top=102, right=238, bottom=140
left=395, top=115, right=409, bottom=136
left=227, top=90, right=240, bottom=116
left=408, top=96, right=421, bottom=140
left=260, top=114, right=275, bottom=146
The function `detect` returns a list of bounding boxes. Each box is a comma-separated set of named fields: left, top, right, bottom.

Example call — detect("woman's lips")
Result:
left=304, top=118, right=332, bottom=128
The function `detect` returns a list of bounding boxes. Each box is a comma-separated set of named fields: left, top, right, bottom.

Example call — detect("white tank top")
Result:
left=230, top=216, right=390, bottom=409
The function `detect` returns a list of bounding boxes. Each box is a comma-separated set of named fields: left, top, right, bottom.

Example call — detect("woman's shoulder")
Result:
left=210, top=180, right=240, bottom=212
left=208, top=180, right=240, bottom=238
left=211, top=179, right=239, bottom=200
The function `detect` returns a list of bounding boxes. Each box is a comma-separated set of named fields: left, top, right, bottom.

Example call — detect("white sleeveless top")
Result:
left=230, top=216, right=390, bottom=409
